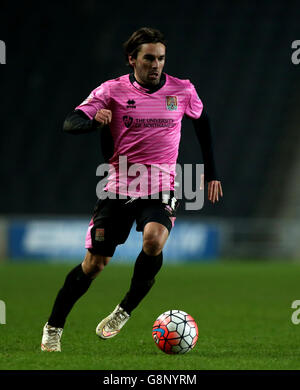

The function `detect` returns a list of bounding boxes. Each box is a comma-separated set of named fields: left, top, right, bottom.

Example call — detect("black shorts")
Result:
left=85, top=191, right=179, bottom=257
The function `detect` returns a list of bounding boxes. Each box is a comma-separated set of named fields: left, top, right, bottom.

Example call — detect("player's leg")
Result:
left=81, top=250, right=111, bottom=277
left=96, top=194, right=178, bottom=340
left=118, top=193, right=179, bottom=318
left=96, top=222, right=169, bottom=340
left=47, top=251, right=111, bottom=328
left=41, top=197, right=122, bottom=351
left=119, top=221, right=168, bottom=314
left=41, top=251, right=111, bottom=351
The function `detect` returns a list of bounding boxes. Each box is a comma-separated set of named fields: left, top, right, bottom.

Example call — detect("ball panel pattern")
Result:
left=152, top=310, right=198, bottom=354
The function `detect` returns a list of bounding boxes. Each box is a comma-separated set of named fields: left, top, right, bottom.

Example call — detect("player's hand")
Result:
left=94, top=109, right=112, bottom=126
left=208, top=180, right=223, bottom=204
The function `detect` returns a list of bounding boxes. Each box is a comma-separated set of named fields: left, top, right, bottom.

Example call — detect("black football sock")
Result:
left=120, top=249, right=163, bottom=315
left=47, top=263, right=93, bottom=328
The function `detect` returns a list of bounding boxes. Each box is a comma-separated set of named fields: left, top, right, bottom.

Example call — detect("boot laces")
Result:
left=107, top=311, right=127, bottom=330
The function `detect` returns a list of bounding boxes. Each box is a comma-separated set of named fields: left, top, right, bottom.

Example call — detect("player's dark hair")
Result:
left=123, top=27, right=166, bottom=66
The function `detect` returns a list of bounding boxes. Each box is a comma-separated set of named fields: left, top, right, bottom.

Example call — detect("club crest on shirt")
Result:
left=166, top=96, right=178, bottom=111
left=123, top=116, right=133, bottom=128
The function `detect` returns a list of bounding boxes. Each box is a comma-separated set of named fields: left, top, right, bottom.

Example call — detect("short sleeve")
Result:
left=75, top=82, right=110, bottom=120
left=184, top=81, right=203, bottom=119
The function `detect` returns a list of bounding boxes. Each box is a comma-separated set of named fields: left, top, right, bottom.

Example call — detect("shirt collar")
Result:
left=129, top=73, right=166, bottom=94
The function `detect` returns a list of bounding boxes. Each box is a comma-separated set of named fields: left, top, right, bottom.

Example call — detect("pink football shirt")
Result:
left=75, top=73, right=203, bottom=197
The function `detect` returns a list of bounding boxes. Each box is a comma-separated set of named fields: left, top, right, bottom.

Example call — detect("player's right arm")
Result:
left=63, top=108, right=112, bottom=134
left=64, top=81, right=112, bottom=134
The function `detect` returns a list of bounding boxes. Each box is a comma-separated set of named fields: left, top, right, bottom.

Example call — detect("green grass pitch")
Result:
left=1, top=260, right=300, bottom=370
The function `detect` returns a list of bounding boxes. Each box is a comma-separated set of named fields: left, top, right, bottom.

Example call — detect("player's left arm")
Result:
left=192, top=110, right=223, bottom=204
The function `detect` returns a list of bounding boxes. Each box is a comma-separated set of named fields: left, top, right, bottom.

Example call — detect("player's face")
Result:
left=129, top=42, right=166, bottom=86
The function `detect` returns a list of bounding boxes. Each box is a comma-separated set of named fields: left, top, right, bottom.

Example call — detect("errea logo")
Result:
left=0, top=40, right=6, bottom=64
left=126, top=99, right=136, bottom=109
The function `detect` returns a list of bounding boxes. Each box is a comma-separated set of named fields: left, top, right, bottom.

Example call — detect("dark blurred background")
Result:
left=1, top=0, right=300, bottom=222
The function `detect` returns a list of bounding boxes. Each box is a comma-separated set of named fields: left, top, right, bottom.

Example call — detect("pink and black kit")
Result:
left=66, top=72, right=207, bottom=256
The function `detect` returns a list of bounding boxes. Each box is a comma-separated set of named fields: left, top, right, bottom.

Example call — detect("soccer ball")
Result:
left=152, top=310, right=198, bottom=354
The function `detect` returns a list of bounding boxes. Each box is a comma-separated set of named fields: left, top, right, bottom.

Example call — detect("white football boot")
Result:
left=96, top=305, right=130, bottom=339
left=41, top=322, right=63, bottom=352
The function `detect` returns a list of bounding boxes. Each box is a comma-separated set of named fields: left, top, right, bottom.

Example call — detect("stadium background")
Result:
left=1, top=0, right=300, bottom=261
left=2, top=0, right=300, bottom=371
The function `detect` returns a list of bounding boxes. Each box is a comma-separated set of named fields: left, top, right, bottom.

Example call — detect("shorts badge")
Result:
left=95, top=228, right=105, bottom=242
left=166, top=96, right=178, bottom=111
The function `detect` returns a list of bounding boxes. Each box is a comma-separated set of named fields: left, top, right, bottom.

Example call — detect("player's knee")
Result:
left=82, top=251, right=110, bottom=278
left=143, top=222, right=169, bottom=256
left=92, top=255, right=110, bottom=275
left=143, top=236, right=164, bottom=256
